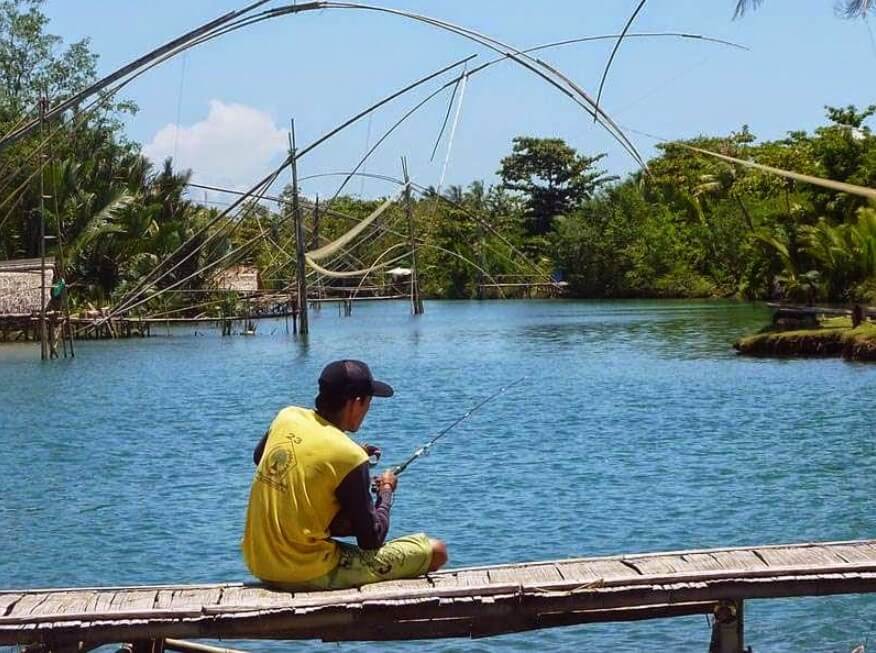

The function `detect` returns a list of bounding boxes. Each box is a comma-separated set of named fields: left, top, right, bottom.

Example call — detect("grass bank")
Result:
left=734, top=318, right=876, bottom=361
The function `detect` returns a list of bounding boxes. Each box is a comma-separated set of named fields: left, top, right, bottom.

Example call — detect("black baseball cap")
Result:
left=318, top=360, right=394, bottom=399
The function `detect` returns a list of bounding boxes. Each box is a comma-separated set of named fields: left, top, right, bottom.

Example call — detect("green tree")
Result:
left=498, top=136, right=613, bottom=236
left=0, top=0, right=97, bottom=116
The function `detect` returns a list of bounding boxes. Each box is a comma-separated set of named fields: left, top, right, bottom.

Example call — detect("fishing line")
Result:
left=390, top=376, right=526, bottom=477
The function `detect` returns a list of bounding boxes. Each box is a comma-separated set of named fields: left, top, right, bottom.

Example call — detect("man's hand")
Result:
left=376, top=470, right=397, bottom=492
left=361, top=443, right=381, bottom=465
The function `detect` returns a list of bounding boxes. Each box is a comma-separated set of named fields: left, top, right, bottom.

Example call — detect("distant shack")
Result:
left=0, top=257, right=54, bottom=316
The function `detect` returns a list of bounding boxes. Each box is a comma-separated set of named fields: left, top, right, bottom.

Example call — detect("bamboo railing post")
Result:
left=290, top=122, right=308, bottom=335
left=402, top=157, right=423, bottom=315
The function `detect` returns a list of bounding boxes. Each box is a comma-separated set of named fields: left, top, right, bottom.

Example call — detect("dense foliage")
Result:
left=1, top=0, right=874, bottom=318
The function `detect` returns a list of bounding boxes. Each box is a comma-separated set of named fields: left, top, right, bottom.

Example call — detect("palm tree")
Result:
left=734, top=0, right=874, bottom=18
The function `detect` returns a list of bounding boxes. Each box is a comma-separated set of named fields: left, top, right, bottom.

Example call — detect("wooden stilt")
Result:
left=708, top=600, right=746, bottom=653
left=129, top=639, right=165, bottom=653
left=291, top=296, right=298, bottom=335
left=477, top=224, right=487, bottom=300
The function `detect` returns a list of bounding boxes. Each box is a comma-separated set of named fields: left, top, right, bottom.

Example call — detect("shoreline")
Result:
left=734, top=320, right=876, bottom=361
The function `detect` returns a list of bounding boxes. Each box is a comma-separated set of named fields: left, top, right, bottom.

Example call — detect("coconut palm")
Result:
left=734, top=0, right=875, bottom=18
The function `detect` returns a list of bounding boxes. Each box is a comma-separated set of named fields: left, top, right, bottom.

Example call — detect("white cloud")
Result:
left=143, top=100, right=288, bottom=190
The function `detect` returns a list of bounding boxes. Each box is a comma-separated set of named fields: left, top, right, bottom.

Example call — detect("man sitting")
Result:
left=242, top=359, right=448, bottom=590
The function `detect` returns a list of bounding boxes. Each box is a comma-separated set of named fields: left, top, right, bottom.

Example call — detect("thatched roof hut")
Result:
left=213, top=264, right=259, bottom=293
left=0, top=258, right=55, bottom=315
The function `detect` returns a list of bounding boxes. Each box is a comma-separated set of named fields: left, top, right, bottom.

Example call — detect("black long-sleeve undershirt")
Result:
left=335, top=462, right=393, bottom=550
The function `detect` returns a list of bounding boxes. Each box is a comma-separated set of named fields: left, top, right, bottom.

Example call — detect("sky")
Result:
left=41, top=1, right=876, bottom=201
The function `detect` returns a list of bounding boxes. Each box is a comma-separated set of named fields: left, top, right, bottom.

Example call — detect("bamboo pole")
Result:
left=0, top=1, right=276, bottom=152
left=164, top=639, right=250, bottom=653
left=44, top=101, right=74, bottom=358
left=401, top=158, right=423, bottom=315
left=290, top=122, right=308, bottom=336
left=38, top=97, right=48, bottom=361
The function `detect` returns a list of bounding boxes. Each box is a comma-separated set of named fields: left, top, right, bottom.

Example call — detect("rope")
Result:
left=430, top=75, right=462, bottom=161
left=437, top=68, right=468, bottom=191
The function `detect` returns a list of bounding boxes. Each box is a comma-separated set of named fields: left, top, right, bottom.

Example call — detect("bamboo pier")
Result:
left=5, top=538, right=876, bottom=652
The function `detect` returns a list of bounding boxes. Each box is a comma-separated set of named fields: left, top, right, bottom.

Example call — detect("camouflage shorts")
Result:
left=294, top=533, right=433, bottom=591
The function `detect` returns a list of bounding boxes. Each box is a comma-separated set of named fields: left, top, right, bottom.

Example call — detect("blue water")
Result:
left=2, top=300, right=876, bottom=652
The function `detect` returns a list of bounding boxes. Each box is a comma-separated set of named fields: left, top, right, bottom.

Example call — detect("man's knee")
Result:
left=428, top=539, right=448, bottom=572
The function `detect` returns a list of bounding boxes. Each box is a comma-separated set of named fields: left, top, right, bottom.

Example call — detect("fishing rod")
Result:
left=389, top=376, right=526, bottom=477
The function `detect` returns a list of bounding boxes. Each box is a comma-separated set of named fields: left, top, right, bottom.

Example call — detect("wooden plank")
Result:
left=429, top=570, right=490, bottom=589
left=111, top=590, right=158, bottom=612
left=555, top=559, right=638, bottom=584
left=151, top=587, right=222, bottom=610
left=0, top=595, right=22, bottom=617
left=679, top=553, right=731, bottom=572
left=286, top=589, right=363, bottom=609
left=86, top=591, right=117, bottom=614
left=0, top=582, right=235, bottom=596
left=6, top=593, right=50, bottom=617
left=706, top=550, right=768, bottom=572
left=360, top=578, right=432, bottom=594
left=622, top=555, right=688, bottom=576
left=487, top=563, right=563, bottom=586
left=822, top=542, right=876, bottom=564
left=755, top=546, right=848, bottom=568
left=168, top=588, right=222, bottom=610
left=154, top=590, right=176, bottom=610
left=217, top=586, right=295, bottom=609
left=27, top=591, right=97, bottom=618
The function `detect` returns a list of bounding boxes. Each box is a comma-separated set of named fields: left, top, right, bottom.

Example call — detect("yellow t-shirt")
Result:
left=241, top=406, right=368, bottom=584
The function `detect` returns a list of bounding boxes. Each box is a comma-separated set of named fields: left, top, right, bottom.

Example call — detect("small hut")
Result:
left=0, top=257, right=54, bottom=315
left=385, top=266, right=411, bottom=294
left=213, top=265, right=259, bottom=293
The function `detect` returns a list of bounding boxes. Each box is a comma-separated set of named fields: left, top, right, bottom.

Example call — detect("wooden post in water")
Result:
left=290, top=291, right=297, bottom=335
left=312, top=195, right=321, bottom=312
left=38, top=97, right=49, bottom=360
left=477, top=224, right=486, bottom=300
left=130, top=639, right=165, bottom=653
left=290, top=122, right=308, bottom=335
left=708, top=600, right=745, bottom=653
left=402, top=157, right=424, bottom=315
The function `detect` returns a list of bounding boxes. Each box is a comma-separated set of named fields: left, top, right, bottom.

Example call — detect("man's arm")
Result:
left=335, top=464, right=394, bottom=550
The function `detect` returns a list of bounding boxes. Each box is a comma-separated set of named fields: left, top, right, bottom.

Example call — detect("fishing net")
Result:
left=305, top=187, right=406, bottom=262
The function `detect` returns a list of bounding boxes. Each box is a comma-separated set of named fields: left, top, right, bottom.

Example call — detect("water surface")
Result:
left=2, top=300, right=875, bottom=651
